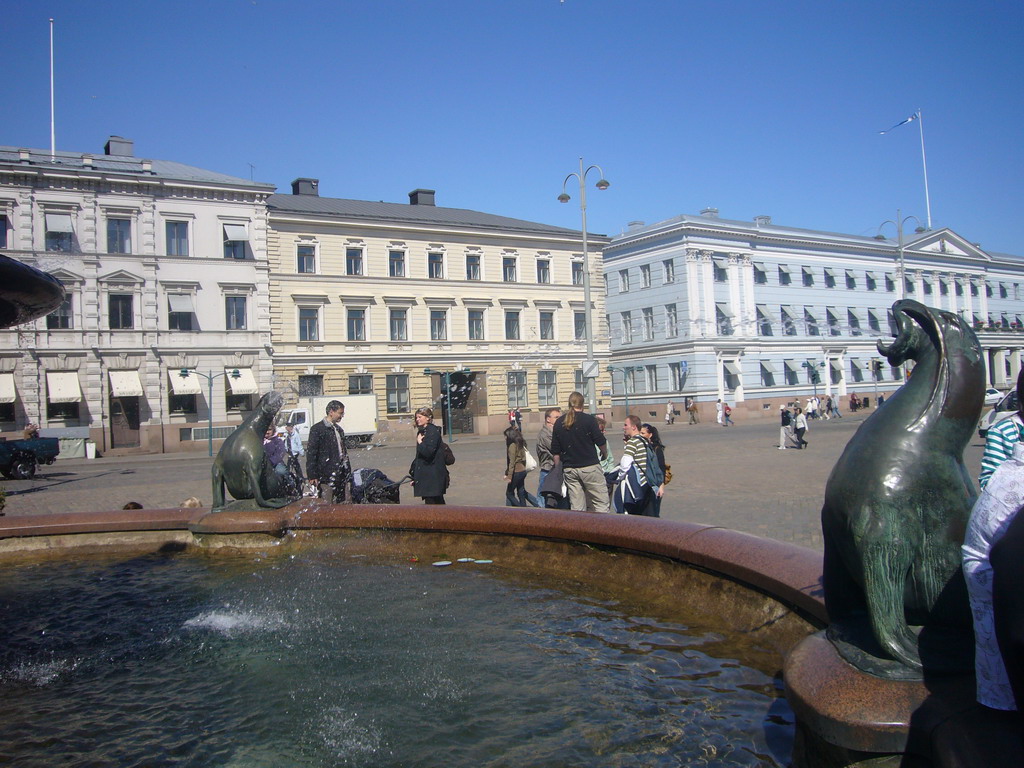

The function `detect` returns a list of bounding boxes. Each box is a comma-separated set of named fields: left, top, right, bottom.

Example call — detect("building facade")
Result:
left=603, top=210, right=1024, bottom=421
left=0, top=138, right=275, bottom=453
left=267, top=182, right=611, bottom=435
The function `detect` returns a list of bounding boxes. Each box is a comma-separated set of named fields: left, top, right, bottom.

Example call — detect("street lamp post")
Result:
left=423, top=367, right=469, bottom=444
left=877, top=209, right=923, bottom=301
left=560, top=158, right=610, bottom=413
left=178, top=368, right=241, bottom=457
left=801, top=360, right=825, bottom=400
left=607, top=365, right=642, bottom=418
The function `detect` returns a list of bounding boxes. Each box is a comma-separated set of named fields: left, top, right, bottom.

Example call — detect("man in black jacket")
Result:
left=306, top=400, right=351, bottom=503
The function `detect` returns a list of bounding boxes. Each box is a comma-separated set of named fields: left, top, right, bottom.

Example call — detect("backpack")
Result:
left=641, top=438, right=665, bottom=487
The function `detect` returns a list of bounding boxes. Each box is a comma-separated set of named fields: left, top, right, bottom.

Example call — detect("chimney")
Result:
left=754, top=215, right=771, bottom=227
left=700, top=207, right=719, bottom=219
left=408, top=188, right=436, bottom=206
left=291, top=178, right=319, bottom=196
left=104, top=136, right=134, bottom=156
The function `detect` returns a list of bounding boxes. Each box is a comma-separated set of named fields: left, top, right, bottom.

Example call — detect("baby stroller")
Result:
left=351, top=468, right=407, bottom=504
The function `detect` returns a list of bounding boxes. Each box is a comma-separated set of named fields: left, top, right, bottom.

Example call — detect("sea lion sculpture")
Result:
left=822, top=299, right=984, bottom=677
left=211, top=391, right=297, bottom=510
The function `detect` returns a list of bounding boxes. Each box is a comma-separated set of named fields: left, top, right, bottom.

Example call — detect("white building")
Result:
left=603, top=210, right=1024, bottom=421
left=0, top=138, right=275, bottom=453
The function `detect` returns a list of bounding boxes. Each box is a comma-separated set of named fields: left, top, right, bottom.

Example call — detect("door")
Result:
left=110, top=396, right=141, bottom=448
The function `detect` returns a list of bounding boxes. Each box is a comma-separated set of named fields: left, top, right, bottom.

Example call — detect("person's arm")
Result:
left=980, top=418, right=1021, bottom=489
left=505, top=442, right=516, bottom=477
left=417, top=424, right=441, bottom=461
left=655, top=446, right=667, bottom=497
left=305, top=426, right=320, bottom=483
left=590, top=419, right=608, bottom=461
left=617, top=440, right=636, bottom=480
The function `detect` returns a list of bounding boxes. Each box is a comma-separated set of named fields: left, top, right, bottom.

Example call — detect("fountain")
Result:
left=0, top=260, right=1018, bottom=765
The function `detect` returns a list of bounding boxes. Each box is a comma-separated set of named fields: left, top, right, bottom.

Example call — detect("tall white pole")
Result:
left=917, top=109, right=932, bottom=230
left=578, top=157, right=596, bottom=413
left=49, top=18, right=55, bottom=160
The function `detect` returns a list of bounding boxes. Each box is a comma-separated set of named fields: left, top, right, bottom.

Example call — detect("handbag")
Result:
left=664, top=465, right=673, bottom=485
left=442, top=441, right=456, bottom=466
left=523, top=447, right=538, bottom=472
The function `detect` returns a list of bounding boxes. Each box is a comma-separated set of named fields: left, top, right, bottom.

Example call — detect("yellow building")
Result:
left=267, top=182, right=611, bottom=435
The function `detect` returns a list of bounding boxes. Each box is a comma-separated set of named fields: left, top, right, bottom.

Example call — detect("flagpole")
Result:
left=49, top=18, right=55, bottom=161
left=917, top=108, right=932, bottom=230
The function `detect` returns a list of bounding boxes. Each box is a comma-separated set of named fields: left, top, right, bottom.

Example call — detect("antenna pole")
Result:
left=49, top=18, right=55, bottom=160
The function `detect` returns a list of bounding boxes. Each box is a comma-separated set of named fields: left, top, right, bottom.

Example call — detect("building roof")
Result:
left=0, top=146, right=275, bottom=191
left=268, top=193, right=589, bottom=238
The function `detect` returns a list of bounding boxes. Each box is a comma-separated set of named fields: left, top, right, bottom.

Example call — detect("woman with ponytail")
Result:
left=548, top=391, right=609, bottom=513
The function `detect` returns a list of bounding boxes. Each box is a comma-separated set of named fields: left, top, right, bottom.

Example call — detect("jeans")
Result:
left=506, top=470, right=540, bottom=507
left=537, top=468, right=549, bottom=500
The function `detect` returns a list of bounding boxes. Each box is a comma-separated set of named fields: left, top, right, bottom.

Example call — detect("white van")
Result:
left=278, top=394, right=379, bottom=448
left=979, top=390, right=1019, bottom=439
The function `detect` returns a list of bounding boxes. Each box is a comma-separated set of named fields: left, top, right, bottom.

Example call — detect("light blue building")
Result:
left=603, top=209, right=1024, bottom=421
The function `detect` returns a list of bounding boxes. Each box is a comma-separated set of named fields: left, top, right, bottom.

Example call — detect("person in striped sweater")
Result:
left=980, top=370, right=1024, bottom=490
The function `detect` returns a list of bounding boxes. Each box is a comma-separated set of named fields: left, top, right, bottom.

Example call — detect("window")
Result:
left=645, top=365, right=658, bottom=392
left=1000, top=283, right=1009, bottom=299
left=985, top=282, right=993, bottom=298
left=347, top=309, right=366, bottom=341
left=802, top=267, right=814, bottom=287
left=346, top=248, right=364, bottom=276
left=168, top=296, right=193, bottom=331
left=349, top=374, right=373, bottom=395
left=784, top=362, right=800, bottom=386
left=465, top=253, right=481, bottom=281
left=753, top=264, right=767, bottom=284
left=430, top=309, right=447, bottom=341
left=971, top=282, right=979, bottom=297
left=389, top=250, right=406, bottom=278
left=0, top=215, right=7, bottom=249
left=386, top=374, right=409, bottom=414
left=827, top=309, right=842, bottom=336
left=428, top=252, right=444, bottom=279
left=223, top=225, right=247, bottom=259
left=468, top=309, right=484, bottom=340
left=824, top=270, right=836, bottom=289
left=621, top=311, right=633, bottom=343
left=505, top=310, right=521, bottom=340
left=905, top=276, right=914, bottom=295
left=885, top=274, right=896, bottom=292
left=669, top=362, right=684, bottom=391
left=298, top=374, right=323, bottom=397
left=539, top=311, right=554, bottom=340
left=538, top=370, right=557, bottom=406
left=640, top=264, right=652, bottom=288
left=619, top=270, right=630, bottom=292
left=866, top=274, right=877, bottom=291
left=955, top=280, right=963, bottom=296
left=848, top=310, right=862, bottom=336
left=805, top=309, right=820, bottom=336
left=664, top=259, right=676, bottom=284
left=226, top=390, right=253, bottom=412
left=666, top=304, right=678, bottom=338
left=575, top=369, right=585, bottom=393
left=503, top=257, right=517, bottom=282
left=757, top=307, right=772, bottom=336
left=779, top=266, right=792, bottom=286
left=846, top=272, right=856, bottom=290
left=299, top=307, right=319, bottom=341
left=45, top=213, right=75, bottom=252
left=507, top=371, right=527, bottom=409
left=47, top=400, right=80, bottom=421
left=574, top=311, right=586, bottom=341
left=225, top=296, right=247, bottom=330
left=781, top=308, right=797, bottom=336
left=642, top=307, right=654, bottom=341
left=536, top=259, right=550, bottom=284
left=713, top=262, right=728, bottom=282
left=297, top=245, right=316, bottom=273
left=868, top=310, right=882, bottom=333
left=166, top=221, right=188, bottom=256
left=572, top=261, right=584, bottom=286
left=169, top=393, right=197, bottom=414
left=390, top=308, right=408, bottom=341
left=109, top=294, right=133, bottom=329
left=761, top=363, right=776, bottom=388
left=107, top=218, right=131, bottom=254
left=47, top=296, right=73, bottom=329
left=716, top=305, right=734, bottom=336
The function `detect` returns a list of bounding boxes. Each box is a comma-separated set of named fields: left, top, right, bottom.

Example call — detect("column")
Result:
left=685, top=249, right=702, bottom=337
left=911, top=271, right=924, bottom=303
left=946, top=272, right=958, bottom=314
left=1010, top=348, right=1022, bottom=384
left=992, top=348, right=1007, bottom=388
left=962, top=276, right=974, bottom=325
left=700, top=250, right=715, bottom=338
left=978, top=276, right=990, bottom=326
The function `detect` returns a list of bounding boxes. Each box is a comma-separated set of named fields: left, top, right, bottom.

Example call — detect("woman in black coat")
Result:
left=411, top=407, right=448, bottom=504
left=640, top=423, right=668, bottom=518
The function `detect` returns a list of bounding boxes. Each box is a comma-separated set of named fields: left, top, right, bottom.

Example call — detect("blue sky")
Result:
left=7, top=1, right=1023, bottom=253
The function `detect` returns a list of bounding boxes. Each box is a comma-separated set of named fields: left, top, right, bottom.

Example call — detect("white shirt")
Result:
left=962, top=442, right=1024, bottom=710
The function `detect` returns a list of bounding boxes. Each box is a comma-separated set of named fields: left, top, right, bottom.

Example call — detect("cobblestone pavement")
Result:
left=2, top=409, right=987, bottom=552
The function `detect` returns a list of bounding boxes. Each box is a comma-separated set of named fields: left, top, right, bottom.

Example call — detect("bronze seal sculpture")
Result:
left=211, top=391, right=297, bottom=510
left=822, top=300, right=984, bottom=677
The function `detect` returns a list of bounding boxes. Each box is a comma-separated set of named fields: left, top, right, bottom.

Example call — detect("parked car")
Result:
left=0, top=437, right=60, bottom=479
left=979, top=390, right=1019, bottom=439
left=984, top=387, right=1004, bottom=406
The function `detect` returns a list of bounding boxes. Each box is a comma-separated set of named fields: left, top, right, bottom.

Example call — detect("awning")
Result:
left=868, top=307, right=884, bottom=321
left=170, top=369, right=202, bottom=395
left=226, top=367, right=258, bottom=395
left=223, top=223, right=249, bottom=241
left=46, top=371, right=82, bottom=403
left=167, top=294, right=195, bottom=313
left=760, top=361, right=778, bottom=374
left=802, top=266, right=814, bottom=275
left=826, top=307, right=840, bottom=320
left=712, top=257, right=728, bottom=268
left=830, top=359, right=844, bottom=371
left=784, top=360, right=801, bottom=372
left=824, top=267, right=837, bottom=277
left=45, top=213, right=74, bottom=233
left=777, top=264, right=791, bottom=274
left=715, top=302, right=734, bottom=318
left=848, top=308, right=865, bottom=322
left=0, top=373, right=15, bottom=404
left=804, top=306, right=819, bottom=320
left=753, top=262, right=766, bottom=271
left=780, top=305, right=795, bottom=317
left=109, top=370, right=144, bottom=397
left=845, top=269, right=856, bottom=279
left=849, top=359, right=862, bottom=369
left=865, top=271, right=876, bottom=279
left=723, top=361, right=743, bottom=375
left=755, top=304, right=769, bottom=317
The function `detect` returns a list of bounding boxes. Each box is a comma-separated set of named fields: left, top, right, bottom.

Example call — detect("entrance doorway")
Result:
left=110, top=396, right=141, bottom=448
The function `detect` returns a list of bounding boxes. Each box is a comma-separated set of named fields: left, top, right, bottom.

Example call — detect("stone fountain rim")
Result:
left=0, top=502, right=827, bottom=626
